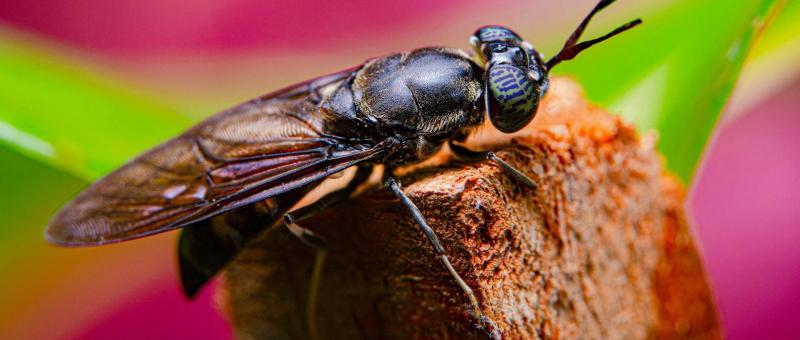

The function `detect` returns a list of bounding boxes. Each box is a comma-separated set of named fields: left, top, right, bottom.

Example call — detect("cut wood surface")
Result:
left=220, top=78, right=721, bottom=339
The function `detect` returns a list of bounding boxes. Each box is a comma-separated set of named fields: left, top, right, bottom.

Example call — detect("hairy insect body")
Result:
left=322, top=47, right=485, bottom=165
left=46, top=1, right=642, bottom=337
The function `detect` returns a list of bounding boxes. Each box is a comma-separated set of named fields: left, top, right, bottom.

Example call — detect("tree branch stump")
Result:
left=219, top=78, right=721, bottom=339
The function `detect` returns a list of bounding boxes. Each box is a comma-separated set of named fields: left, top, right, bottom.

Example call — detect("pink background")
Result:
left=692, top=79, right=800, bottom=340
left=0, top=0, right=797, bottom=339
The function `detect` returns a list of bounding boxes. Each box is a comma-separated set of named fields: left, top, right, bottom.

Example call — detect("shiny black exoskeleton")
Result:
left=46, top=1, right=641, bottom=339
left=321, top=47, right=486, bottom=164
left=182, top=0, right=640, bottom=338
left=317, top=0, right=640, bottom=167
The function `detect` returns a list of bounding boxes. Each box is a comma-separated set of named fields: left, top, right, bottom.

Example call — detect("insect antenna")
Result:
left=545, top=0, right=642, bottom=71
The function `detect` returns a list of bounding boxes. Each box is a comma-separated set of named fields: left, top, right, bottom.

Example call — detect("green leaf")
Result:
left=730, top=0, right=800, bottom=115
left=0, top=0, right=790, bottom=185
left=750, top=0, right=800, bottom=59
left=550, top=0, right=784, bottom=182
left=0, top=28, right=191, bottom=180
left=0, top=146, right=85, bottom=266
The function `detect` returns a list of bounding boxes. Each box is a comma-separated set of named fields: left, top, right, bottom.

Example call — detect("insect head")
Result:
left=471, top=0, right=642, bottom=133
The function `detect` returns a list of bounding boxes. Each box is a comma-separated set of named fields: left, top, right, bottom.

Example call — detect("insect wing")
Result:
left=46, top=70, right=381, bottom=246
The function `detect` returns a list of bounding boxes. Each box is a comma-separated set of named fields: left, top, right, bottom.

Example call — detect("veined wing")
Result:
left=46, top=69, right=384, bottom=246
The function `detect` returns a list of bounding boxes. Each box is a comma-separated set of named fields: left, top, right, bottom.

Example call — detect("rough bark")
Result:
left=219, top=78, right=721, bottom=339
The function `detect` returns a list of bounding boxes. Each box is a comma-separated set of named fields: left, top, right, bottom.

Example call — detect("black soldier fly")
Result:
left=46, top=0, right=641, bottom=338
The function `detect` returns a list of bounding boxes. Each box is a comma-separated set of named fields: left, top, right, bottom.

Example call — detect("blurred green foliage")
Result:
left=554, top=0, right=784, bottom=182
left=752, top=0, right=799, bottom=57
left=0, top=3, right=795, bottom=336
left=0, top=146, right=83, bottom=268
left=0, top=0, right=793, bottom=192
left=0, top=30, right=190, bottom=180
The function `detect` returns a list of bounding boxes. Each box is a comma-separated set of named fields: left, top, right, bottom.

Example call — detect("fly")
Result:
left=46, top=1, right=640, bottom=338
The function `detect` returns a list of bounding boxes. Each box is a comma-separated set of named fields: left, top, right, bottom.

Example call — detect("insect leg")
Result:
left=178, top=189, right=309, bottom=298
left=282, top=165, right=372, bottom=340
left=282, top=213, right=326, bottom=340
left=450, top=142, right=537, bottom=189
left=385, top=175, right=501, bottom=339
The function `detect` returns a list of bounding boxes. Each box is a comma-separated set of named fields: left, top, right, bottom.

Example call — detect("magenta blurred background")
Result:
left=692, top=79, right=800, bottom=340
left=0, top=0, right=798, bottom=339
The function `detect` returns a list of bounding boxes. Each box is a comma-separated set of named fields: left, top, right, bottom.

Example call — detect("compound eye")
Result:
left=512, top=47, right=530, bottom=68
left=485, top=64, right=541, bottom=133
left=474, top=25, right=521, bottom=44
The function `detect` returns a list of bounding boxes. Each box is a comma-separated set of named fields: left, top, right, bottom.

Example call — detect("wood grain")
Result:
left=219, top=78, right=721, bottom=340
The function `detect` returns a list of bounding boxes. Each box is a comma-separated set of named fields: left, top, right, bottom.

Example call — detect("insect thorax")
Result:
left=321, top=47, right=486, bottom=165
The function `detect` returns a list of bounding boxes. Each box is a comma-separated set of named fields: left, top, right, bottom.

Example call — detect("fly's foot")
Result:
left=479, top=314, right=502, bottom=340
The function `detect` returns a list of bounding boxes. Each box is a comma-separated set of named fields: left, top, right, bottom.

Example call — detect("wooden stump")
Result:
left=219, top=78, right=721, bottom=339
